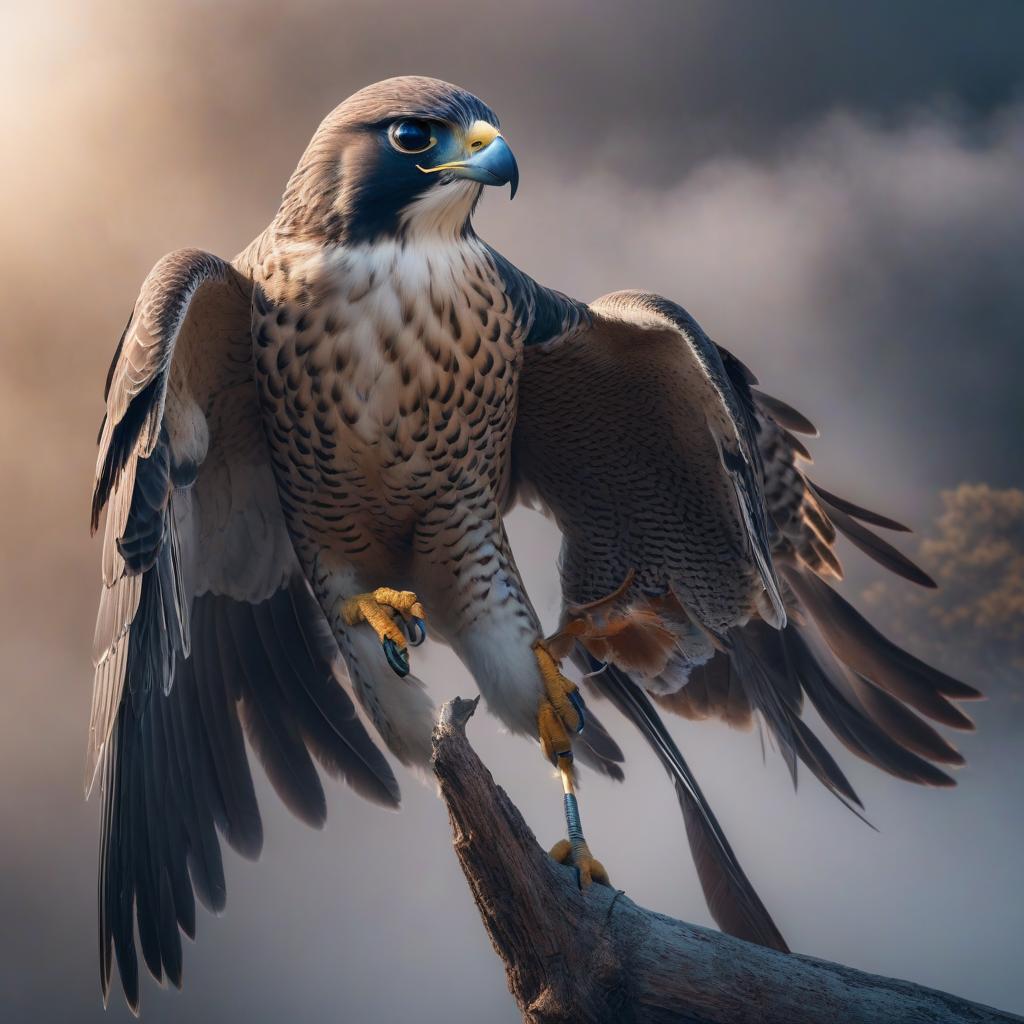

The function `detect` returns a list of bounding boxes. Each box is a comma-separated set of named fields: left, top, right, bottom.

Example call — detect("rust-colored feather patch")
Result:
left=547, top=571, right=679, bottom=678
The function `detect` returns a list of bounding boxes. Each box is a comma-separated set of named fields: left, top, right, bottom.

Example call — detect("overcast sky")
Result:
left=2, top=2, right=1023, bottom=1021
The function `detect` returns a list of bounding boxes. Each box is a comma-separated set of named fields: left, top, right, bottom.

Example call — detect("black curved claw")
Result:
left=568, top=689, right=587, bottom=734
left=404, top=616, right=427, bottom=647
left=382, top=637, right=410, bottom=677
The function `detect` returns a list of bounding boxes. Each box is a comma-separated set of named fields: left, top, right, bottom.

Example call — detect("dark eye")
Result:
left=388, top=119, right=436, bottom=155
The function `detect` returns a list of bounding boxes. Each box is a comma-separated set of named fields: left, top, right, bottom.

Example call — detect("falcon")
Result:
left=88, top=76, right=981, bottom=1010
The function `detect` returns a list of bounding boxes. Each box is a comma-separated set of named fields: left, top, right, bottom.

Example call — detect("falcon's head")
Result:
left=276, top=77, right=518, bottom=245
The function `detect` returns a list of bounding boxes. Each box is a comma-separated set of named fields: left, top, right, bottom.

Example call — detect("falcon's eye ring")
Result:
left=388, top=119, right=436, bottom=155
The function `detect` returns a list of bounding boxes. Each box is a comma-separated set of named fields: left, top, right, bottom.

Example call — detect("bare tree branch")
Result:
left=432, top=697, right=1021, bottom=1024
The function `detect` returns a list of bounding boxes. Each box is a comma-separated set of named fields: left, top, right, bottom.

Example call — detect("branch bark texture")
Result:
left=431, top=697, right=1021, bottom=1024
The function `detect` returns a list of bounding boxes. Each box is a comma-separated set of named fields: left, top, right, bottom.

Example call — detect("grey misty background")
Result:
left=2, top=1, right=1023, bottom=1021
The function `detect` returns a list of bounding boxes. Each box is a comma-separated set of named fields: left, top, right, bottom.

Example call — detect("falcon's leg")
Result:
left=341, top=587, right=427, bottom=677
left=535, top=642, right=611, bottom=889
left=549, top=771, right=610, bottom=889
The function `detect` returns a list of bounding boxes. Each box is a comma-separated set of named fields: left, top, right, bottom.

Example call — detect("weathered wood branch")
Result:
left=431, top=697, right=1020, bottom=1024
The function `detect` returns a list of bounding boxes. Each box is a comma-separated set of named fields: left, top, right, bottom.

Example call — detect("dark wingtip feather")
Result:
left=752, top=389, right=819, bottom=436
left=790, top=715, right=864, bottom=809
left=847, top=673, right=967, bottom=767
left=951, top=709, right=977, bottom=731
left=115, top=939, right=140, bottom=1016
left=220, top=600, right=328, bottom=829
left=96, top=571, right=402, bottom=1010
left=809, top=480, right=912, bottom=533
left=825, top=502, right=936, bottom=588
left=730, top=622, right=879, bottom=826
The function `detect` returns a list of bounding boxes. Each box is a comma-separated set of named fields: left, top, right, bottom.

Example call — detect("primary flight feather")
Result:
left=86, top=76, right=980, bottom=1010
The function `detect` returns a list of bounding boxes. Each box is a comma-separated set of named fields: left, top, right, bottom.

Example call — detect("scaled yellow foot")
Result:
left=533, top=641, right=585, bottom=764
left=342, top=587, right=426, bottom=677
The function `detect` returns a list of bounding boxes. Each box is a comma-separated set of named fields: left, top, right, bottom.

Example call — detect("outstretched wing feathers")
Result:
left=90, top=249, right=397, bottom=1011
left=782, top=565, right=977, bottom=724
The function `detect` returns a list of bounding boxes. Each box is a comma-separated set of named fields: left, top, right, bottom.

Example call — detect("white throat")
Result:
left=397, top=179, right=481, bottom=241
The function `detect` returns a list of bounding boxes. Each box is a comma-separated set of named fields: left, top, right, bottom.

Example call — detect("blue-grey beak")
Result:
left=416, top=122, right=519, bottom=199
left=448, top=136, right=519, bottom=198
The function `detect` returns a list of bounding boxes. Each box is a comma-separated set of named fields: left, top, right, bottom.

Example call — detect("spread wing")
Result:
left=512, top=287, right=981, bottom=954
left=89, top=249, right=397, bottom=1012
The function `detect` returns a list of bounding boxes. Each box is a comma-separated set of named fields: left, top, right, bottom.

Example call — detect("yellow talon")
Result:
left=533, top=641, right=584, bottom=765
left=549, top=837, right=610, bottom=889
left=342, top=588, right=427, bottom=677
left=342, top=588, right=425, bottom=636
left=537, top=699, right=572, bottom=765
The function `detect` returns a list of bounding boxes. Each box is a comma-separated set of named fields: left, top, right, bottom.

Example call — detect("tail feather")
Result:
left=580, top=652, right=789, bottom=953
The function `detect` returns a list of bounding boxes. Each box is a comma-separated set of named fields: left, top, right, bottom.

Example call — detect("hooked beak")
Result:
left=417, top=120, right=519, bottom=198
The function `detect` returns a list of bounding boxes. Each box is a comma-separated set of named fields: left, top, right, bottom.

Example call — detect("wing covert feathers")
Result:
left=514, top=288, right=787, bottom=649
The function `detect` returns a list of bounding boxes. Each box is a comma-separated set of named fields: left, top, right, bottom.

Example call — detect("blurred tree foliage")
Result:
left=863, top=484, right=1024, bottom=707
